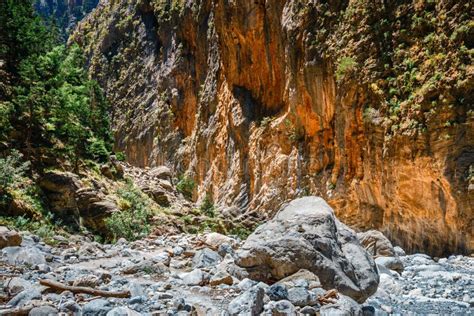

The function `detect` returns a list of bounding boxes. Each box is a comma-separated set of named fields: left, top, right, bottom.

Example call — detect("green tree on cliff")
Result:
left=0, top=0, right=112, bottom=165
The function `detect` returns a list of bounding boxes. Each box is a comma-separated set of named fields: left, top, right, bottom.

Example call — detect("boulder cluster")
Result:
left=1, top=197, right=472, bottom=315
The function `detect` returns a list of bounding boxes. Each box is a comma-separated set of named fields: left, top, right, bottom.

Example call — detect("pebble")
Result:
left=1, top=230, right=472, bottom=315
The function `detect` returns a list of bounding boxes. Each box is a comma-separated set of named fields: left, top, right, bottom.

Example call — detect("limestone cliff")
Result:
left=72, top=0, right=473, bottom=256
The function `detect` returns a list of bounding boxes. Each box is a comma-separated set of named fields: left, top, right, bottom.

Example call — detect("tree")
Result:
left=1, top=0, right=111, bottom=166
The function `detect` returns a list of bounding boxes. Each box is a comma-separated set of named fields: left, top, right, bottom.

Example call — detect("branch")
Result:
left=39, top=279, right=130, bottom=298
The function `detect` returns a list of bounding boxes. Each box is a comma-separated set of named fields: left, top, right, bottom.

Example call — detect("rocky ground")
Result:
left=1, top=198, right=473, bottom=315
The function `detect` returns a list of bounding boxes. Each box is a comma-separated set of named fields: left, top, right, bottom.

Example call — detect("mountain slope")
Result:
left=72, top=0, right=473, bottom=256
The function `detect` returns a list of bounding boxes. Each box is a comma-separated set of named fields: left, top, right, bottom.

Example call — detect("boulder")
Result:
left=192, top=248, right=222, bottom=268
left=320, top=294, right=362, bottom=316
left=235, top=197, right=379, bottom=303
left=287, top=287, right=318, bottom=307
left=141, top=185, right=171, bottom=207
left=0, top=226, right=22, bottom=249
left=204, top=232, right=236, bottom=249
left=266, top=284, right=289, bottom=301
left=209, top=270, right=233, bottom=286
left=39, top=171, right=81, bottom=227
left=149, top=166, right=172, bottom=180
left=357, top=230, right=396, bottom=257
left=181, top=269, right=209, bottom=286
left=8, top=289, right=41, bottom=307
left=83, top=299, right=113, bottom=316
left=2, top=246, right=46, bottom=266
left=228, top=286, right=265, bottom=316
left=375, top=256, right=404, bottom=274
left=276, top=269, right=321, bottom=289
left=265, top=300, right=297, bottom=315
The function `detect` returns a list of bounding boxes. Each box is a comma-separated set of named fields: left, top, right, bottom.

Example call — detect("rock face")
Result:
left=235, top=197, right=379, bottom=303
left=72, top=0, right=473, bottom=256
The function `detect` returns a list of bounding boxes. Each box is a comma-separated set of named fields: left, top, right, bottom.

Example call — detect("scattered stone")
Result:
left=29, top=305, right=59, bottom=316
left=106, top=306, right=141, bottom=316
left=83, top=299, right=113, bottom=316
left=152, top=252, right=171, bottom=266
left=192, top=248, right=222, bottom=269
left=320, top=294, right=362, bottom=316
left=59, top=300, right=81, bottom=314
left=181, top=269, right=209, bottom=286
left=394, top=246, right=406, bottom=257
left=287, top=287, right=317, bottom=307
left=5, top=277, right=31, bottom=295
left=375, top=256, right=404, bottom=273
left=204, top=232, right=236, bottom=250
left=265, top=300, right=296, bottom=315
left=228, top=286, right=265, bottom=316
left=2, top=246, right=46, bottom=266
left=209, top=270, right=233, bottom=286
left=238, top=278, right=258, bottom=291
left=7, top=289, right=41, bottom=307
left=266, top=284, right=289, bottom=301
left=300, top=306, right=319, bottom=315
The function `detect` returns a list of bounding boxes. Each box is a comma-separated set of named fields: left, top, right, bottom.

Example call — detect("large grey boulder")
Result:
left=235, top=197, right=379, bottom=303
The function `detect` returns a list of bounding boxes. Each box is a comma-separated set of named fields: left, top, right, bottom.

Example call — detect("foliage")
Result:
left=228, top=225, right=253, bottom=240
left=115, top=152, right=126, bottom=161
left=284, top=119, right=304, bottom=142
left=176, top=175, right=195, bottom=200
left=335, top=57, right=357, bottom=82
left=199, top=193, right=216, bottom=217
left=0, top=0, right=112, bottom=165
left=105, top=182, right=151, bottom=242
left=260, top=116, right=273, bottom=128
left=0, top=150, right=30, bottom=191
left=0, top=213, right=65, bottom=245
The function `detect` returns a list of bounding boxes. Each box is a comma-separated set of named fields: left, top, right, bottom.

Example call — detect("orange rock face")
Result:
left=73, top=0, right=473, bottom=256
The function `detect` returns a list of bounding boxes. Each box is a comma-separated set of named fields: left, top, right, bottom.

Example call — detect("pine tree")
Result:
left=0, top=0, right=111, bottom=165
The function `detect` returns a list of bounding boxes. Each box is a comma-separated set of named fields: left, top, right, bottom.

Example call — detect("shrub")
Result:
left=200, top=193, right=216, bottom=218
left=0, top=150, right=30, bottom=191
left=115, top=151, right=126, bottom=161
left=105, top=182, right=151, bottom=242
left=335, top=56, right=357, bottom=81
left=176, top=175, right=195, bottom=200
left=87, top=137, right=110, bottom=162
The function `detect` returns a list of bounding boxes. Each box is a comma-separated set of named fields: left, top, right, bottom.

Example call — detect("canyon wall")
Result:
left=72, top=0, right=473, bottom=256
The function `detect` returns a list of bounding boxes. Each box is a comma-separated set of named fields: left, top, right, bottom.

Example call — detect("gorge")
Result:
left=0, top=0, right=473, bottom=315
left=72, top=0, right=473, bottom=256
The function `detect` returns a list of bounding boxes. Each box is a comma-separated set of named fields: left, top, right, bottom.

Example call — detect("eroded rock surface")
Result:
left=72, top=0, right=474, bottom=256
